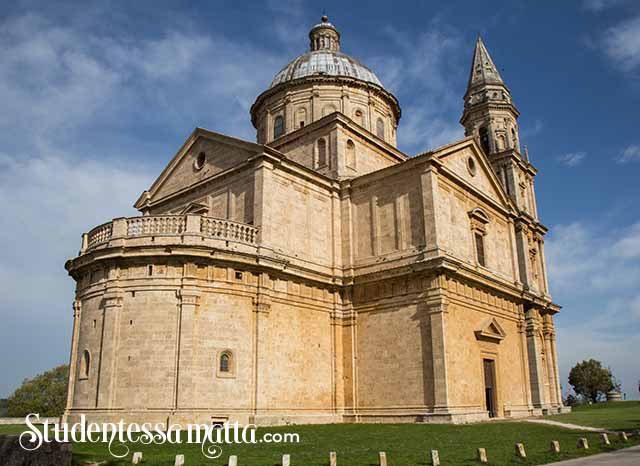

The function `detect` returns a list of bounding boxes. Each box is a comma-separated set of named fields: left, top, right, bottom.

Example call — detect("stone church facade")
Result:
left=64, top=17, right=568, bottom=426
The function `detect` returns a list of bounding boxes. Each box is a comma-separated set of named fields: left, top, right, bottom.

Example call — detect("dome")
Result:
left=270, top=50, right=382, bottom=88
left=269, top=15, right=383, bottom=89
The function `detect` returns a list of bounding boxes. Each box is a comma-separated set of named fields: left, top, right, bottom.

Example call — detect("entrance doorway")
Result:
left=483, top=359, right=497, bottom=418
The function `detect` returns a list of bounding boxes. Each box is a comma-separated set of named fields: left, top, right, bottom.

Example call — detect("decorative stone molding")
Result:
left=177, top=289, right=201, bottom=306
left=101, top=293, right=123, bottom=309
left=468, top=208, right=490, bottom=234
left=475, top=317, right=506, bottom=343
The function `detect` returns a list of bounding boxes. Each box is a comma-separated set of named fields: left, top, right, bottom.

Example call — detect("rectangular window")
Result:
left=475, top=232, right=486, bottom=267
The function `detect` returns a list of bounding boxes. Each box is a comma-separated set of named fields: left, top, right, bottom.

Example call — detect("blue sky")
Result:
left=1, top=0, right=639, bottom=400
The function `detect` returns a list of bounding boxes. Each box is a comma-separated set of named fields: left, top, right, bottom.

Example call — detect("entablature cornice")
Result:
left=250, top=75, right=402, bottom=126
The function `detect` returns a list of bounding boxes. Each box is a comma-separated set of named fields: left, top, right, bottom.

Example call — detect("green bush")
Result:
left=7, top=365, right=69, bottom=417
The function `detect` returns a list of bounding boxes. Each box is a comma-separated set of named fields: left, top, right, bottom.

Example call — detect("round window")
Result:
left=194, top=152, right=206, bottom=170
left=467, top=156, right=477, bottom=176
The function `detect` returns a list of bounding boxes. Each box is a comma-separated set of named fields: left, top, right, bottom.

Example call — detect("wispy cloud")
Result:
left=0, top=10, right=287, bottom=396
left=368, top=22, right=466, bottom=153
left=602, top=16, right=640, bottom=73
left=616, top=144, right=640, bottom=163
left=520, top=119, right=544, bottom=138
left=557, top=152, right=586, bottom=167
left=583, top=0, right=626, bottom=12
left=547, top=221, right=640, bottom=397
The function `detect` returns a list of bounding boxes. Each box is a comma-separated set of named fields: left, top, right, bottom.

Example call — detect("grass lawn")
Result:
left=1, top=420, right=638, bottom=466
left=1, top=403, right=639, bottom=466
left=547, top=401, right=640, bottom=431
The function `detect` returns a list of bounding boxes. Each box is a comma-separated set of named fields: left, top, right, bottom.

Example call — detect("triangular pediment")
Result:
left=135, top=128, right=263, bottom=210
left=432, top=137, right=513, bottom=212
left=180, top=201, right=209, bottom=215
left=475, top=317, right=506, bottom=343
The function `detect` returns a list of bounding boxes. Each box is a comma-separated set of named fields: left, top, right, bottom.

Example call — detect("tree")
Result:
left=7, top=365, right=69, bottom=417
left=568, top=359, right=613, bottom=403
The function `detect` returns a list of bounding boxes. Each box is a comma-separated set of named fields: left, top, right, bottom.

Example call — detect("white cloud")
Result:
left=557, top=152, right=586, bottom=167
left=617, top=144, right=640, bottom=163
left=612, top=222, right=640, bottom=258
left=520, top=119, right=544, bottom=138
left=602, top=16, right=640, bottom=72
left=547, top=221, right=640, bottom=398
left=0, top=11, right=288, bottom=397
left=0, top=150, right=152, bottom=396
left=368, top=23, right=466, bottom=153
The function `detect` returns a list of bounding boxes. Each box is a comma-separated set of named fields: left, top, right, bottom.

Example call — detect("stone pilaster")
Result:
left=96, top=292, right=123, bottom=408
left=420, top=165, right=440, bottom=253
left=546, top=317, right=564, bottom=407
left=517, top=315, right=534, bottom=412
left=63, top=299, right=82, bottom=423
left=525, top=308, right=547, bottom=410
left=515, top=222, right=532, bottom=288
left=426, top=291, right=450, bottom=413
left=175, top=289, right=201, bottom=409
left=251, top=273, right=272, bottom=418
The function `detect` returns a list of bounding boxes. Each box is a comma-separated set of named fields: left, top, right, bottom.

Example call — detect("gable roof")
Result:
left=134, top=128, right=266, bottom=210
left=429, top=137, right=515, bottom=214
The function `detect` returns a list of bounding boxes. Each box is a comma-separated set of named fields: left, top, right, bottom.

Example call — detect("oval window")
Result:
left=194, top=152, right=206, bottom=170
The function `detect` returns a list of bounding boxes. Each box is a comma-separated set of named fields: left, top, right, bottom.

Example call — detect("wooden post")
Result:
left=476, top=448, right=488, bottom=463
left=430, top=450, right=440, bottom=466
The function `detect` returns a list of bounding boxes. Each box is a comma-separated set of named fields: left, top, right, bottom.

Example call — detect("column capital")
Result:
left=177, top=289, right=201, bottom=306
left=73, top=299, right=82, bottom=317
left=101, top=292, right=123, bottom=309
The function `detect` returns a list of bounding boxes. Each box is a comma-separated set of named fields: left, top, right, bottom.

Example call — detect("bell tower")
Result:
left=461, top=37, right=549, bottom=297
left=460, top=37, right=538, bottom=220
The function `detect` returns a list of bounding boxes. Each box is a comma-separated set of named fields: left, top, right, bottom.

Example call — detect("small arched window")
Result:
left=80, top=350, right=90, bottom=379
left=317, top=138, right=327, bottom=167
left=217, top=350, right=235, bottom=377
left=220, top=353, right=230, bottom=372
left=346, top=140, right=356, bottom=168
left=273, top=115, right=284, bottom=139
left=479, top=126, right=490, bottom=154
left=511, top=128, right=518, bottom=150
left=376, top=118, right=385, bottom=140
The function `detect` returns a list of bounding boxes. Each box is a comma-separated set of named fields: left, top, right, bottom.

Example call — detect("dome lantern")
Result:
left=309, top=15, right=340, bottom=52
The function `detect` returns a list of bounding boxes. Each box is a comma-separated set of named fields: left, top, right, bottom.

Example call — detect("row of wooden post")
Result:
left=129, top=431, right=632, bottom=465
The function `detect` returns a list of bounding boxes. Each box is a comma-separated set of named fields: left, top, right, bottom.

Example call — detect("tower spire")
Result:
left=460, top=36, right=519, bottom=158
left=467, top=36, right=504, bottom=93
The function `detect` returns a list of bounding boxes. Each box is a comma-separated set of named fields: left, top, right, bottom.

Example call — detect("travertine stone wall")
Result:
left=442, top=276, right=532, bottom=417
left=266, top=169, right=336, bottom=268
left=252, top=80, right=398, bottom=147
left=67, top=260, right=341, bottom=426
left=349, top=168, right=425, bottom=261
left=268, top=117, right=403, bottom=180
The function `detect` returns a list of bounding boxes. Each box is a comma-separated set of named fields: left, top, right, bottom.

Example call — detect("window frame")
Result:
left=79, top=349, right=91, bottom=380
left=376, top=117, right=385, bottom=140
left=316, top=138, right=328, bottom=168
left=273, top=115, right=284, bottom=139
left=216, top=349, right=236, bottom=378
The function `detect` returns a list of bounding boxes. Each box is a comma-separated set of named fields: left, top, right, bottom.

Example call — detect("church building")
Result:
left=64, top=16, right=568, bottom=425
